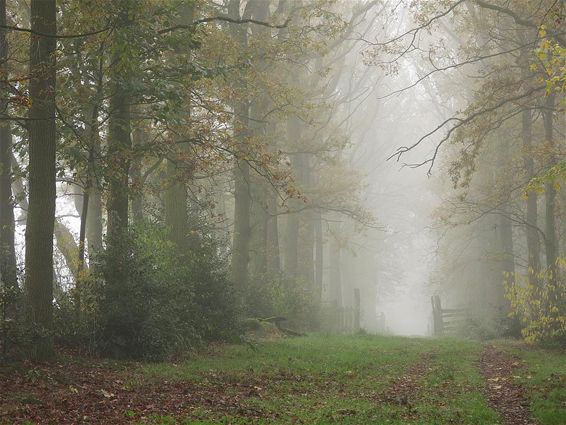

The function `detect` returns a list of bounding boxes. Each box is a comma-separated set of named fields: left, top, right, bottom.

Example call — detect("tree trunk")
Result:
left=246, top=0, right=273, bottom=283
left=327, top=227, right=343, bottom=308
left=0, top=0, right=17, bottom=309
left=232, top=155, right=251, bottom=289
left=230, top=0, right=251, bottom=291
left=77, top=100, right=100, bottom=276
left=130, top=127, right=144, bottom=225
left=83, top=51, right=104, bottom=261
left=283, top=118, right=303, bottom=278
left=86, top=185, right=103, bottom=257
left=106, top=3, right=132, bottom=289
left=284, top=213, right=299, bottom=278
left=499, top=212, right=514, bottom=311
left=106, top=102, right=131, bottom=239
left=266, top=194, right=280, bottom=276
left=543, top=94, right=557, bottom=284
left=522, top=108, right=541, bottom=286
left=495, top=136, right=514, bottom=314
left=297, top=154, right=314, bottom=287
left=163, top=2, right=194, bottom=249
left=250, top=188, right=268, bottom=279
left=314, top=209, right=323, bottom=298
left=164, top=158, right=189, bottom=250
left=25, top=0, right=57, bottom=360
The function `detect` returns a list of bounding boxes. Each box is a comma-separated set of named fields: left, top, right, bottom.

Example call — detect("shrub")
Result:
left=182, top=234, right=239, bottom=342
left=506, top=266, right=566, bottom=348
left=245, top=274, right=319, bottom=331
left=94, top=222, right=237, bottom=361
left=0, top=284, right=24, bottom=361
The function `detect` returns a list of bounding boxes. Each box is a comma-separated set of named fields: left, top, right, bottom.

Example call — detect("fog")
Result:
left=2, top=0, right=564, bottom=364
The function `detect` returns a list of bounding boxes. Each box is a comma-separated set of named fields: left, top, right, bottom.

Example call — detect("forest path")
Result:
left=1, top=335, right=564, bottom=424
left=480, top=345, right=537, bottom=425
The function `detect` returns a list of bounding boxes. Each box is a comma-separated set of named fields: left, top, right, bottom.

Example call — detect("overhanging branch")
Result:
left=0, top=24, right=112, bottom=39
left=158, top=15, right=291, bottom=35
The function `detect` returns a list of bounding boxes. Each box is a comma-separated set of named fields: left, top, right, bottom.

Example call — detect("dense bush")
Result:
left=57, top=222, right=240, bottom=361
left=245, top=274, right=319, bottom=331
left=184, top=234, right=239, bottom=341
left=0, top=284, right=23, bottom=361
left=506, top=270, right=566, bottom=348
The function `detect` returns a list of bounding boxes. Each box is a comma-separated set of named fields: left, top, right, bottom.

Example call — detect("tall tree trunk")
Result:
left=86, top=185, right=103, bottom=257
left=230, top=0, right=251, bottom=291
left=163, top=2, right=194, bottom=250
left=248, top=104, right=268, bottom=280
left=327, top=226, right=343, bottom=309
left=232, top=155, right=251, bottom=289
left=499, top=212, right=514, bottom=311
left=164, top=158, right=189, bottom=250
left=297, top=154, right=314, bottom=287
left=106, top=3, right=132, bottom=289
left=77, top=100, right=100, bottom=276
left=266, top=195, right=280, bottom=276
left=250, top=187, right=268, bottom=279
left=314, top=209, right=323, bottom=298
left=130, top=127, right=144, bottom=225
left=283, top=118, right=302, bottom=278
left=543, top=94, right=558, bottom=284
left=522, top=108, right=541, bottom=286
left=495, top=136, right=514, bottom=313
left=246, top=0, right=272, bottom=282
left=85, top=48, right=104, bottom=261
left=284, top=213, right=299, bottom=278
left=0, top=0, right=17, bottom=310
left=25, top=0, right=57, bottom=360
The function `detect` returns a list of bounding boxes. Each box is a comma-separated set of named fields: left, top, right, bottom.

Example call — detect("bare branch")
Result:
left=158, top=15, right=291, bottom=35
left=474, top=0, right=566, bottom=45
left=0, top=23, right=112, bottom=39
left=389, top=84, right=545, bottom=173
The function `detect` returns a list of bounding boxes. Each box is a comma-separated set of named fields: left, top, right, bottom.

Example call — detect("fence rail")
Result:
left=431, top=295, right=467, bottom=336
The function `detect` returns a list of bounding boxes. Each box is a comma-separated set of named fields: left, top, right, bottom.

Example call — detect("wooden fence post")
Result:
left=353, top=288, right=361, bottom=333
left=431, top=295, right=444, bottom=336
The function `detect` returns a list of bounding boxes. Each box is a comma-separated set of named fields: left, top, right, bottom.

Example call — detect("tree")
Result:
left=377, top=0, right=564, bottom=340
left=105, top=0, right=134, bottom=291
left=24, top=0, right=57, bottom=359
left=0, top=0, right=17, bottom=314
left=229, top=0, right=252, bottom=292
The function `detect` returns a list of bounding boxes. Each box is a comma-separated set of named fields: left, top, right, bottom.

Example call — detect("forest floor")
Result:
left=0, top=335, right=564, bottom=425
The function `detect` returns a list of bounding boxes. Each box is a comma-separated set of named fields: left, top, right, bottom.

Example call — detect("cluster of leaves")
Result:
left=533, top=21, right=566, bottom=96
left=506, top=265, right=566, bottom=347
left=0, top=284, right=22, bottom=361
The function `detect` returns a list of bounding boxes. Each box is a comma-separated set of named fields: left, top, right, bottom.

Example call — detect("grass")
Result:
left=412, top=339, right=499, bottom=425
left=5, top=334, right=563, bottom=424
left=496, top=340, right=566, bottom=425
left=138, top=335, right=500, bottom=424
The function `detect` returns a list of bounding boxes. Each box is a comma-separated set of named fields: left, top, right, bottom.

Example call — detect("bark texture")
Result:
left=106, top=2, right=133, bottom=288
left=25, top=0, right=57, bottom=359
left=230, top=0, right=251, bottom=291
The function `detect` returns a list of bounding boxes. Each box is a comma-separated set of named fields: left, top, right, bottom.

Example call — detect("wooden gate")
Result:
left=431, top=295, right=467, bottom=336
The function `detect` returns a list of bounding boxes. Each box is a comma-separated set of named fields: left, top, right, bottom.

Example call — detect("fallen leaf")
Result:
left=100, top=389, right=115, bottom=399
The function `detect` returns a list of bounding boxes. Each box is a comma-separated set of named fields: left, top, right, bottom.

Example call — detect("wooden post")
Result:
left=431, top=295, right=444, bottom=336
left=431, top=296, right=437, bottom=336
left=353, top=288, right=361, bottom=333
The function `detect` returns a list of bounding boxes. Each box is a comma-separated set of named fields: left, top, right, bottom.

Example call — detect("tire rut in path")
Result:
left=376, top=351, right=431, bottom=417
left=479, top=345, right=537, bottom=425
